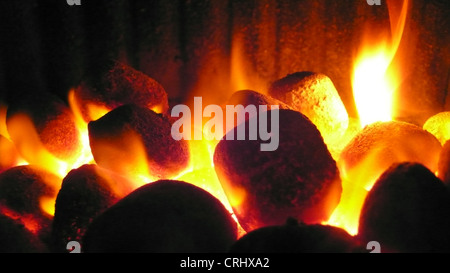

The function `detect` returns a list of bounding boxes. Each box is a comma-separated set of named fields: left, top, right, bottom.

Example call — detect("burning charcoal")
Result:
left=268, top=72, right=349, bottom=154
left=6, top=92, right=82, bottom=164
left=437, top=140, right=450, bottom=188
left=0, top=165, right=61, bottom=244
left=358, top=162, right=450, bottom=253
left=335, top=121, right=442, bottom=234
left=50, top=164, right=134, bottom=252
left=423, top=111, right=450, bottom=145
left=340, top=121, right=442, bottom=181
left=0, top=135, right=21, bottom=173
left=74, top=61, right=169, bottom=122
left=82, top=180, right=238, bottom=253
left=88, top=104, right=190, bottom=180
left=230, top=218, right=360, bottom=253
left=213, top=109, right=342, bottom=232
left=0, top=214, right=48, bottom=253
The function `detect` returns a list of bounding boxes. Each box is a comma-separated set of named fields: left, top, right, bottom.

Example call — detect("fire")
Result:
left=328, top=0, right=410, bottom=235
left=2, top=87, right=238, bottom=224
left=6, top=113, right=71, bottom=179
left=352, top=0, right=409, bottom=128
left=175, top=119, right=245, bottom=235
left=176, top=126, right=231, bottom=209
left=230, top=34, right=267, bottom=94
left=39, top=196, right=56, bottom=217
left=352, top=47, right=395, bottom=128
left=327, top=151, right=385, bottom=235
left=69, top=89, right=161, bottom=189
left=0, top=103, right=9, bottom=138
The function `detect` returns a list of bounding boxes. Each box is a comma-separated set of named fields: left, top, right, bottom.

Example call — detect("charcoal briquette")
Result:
left=214, top=109, right=342, bottom=232
left=82, top=180, right=238, bottom=253
left=229, top=218, right=361, bottom=253
left=88, top=104, right=190, bottom=180
left=358, top=162, right=450, bottom=253
left=50, top=164, right=134, bottom=252
left=74, top=62, right=169, bottom=122
left=0, top=165, right=60, bottom=243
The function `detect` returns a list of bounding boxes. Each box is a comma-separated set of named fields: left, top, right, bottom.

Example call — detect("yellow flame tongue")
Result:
left=353, top=48, right=394, bottom=128
left=329, top=0, right=410, bottom=235
left=352, top=0, right=409, bottom=129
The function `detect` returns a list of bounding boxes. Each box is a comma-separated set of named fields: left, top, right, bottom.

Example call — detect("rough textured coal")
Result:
left=230, top=218, right=360, bottom=253
left=50, top=164, right=133, bottom=253
left=82, top=180, right=238, bottom=253
left=358, top=162, right=450, bottom=253
left=74, top=61, right=169, bottom=121
left=339, top=121, right=442, bottom=186
left=268, top=72, right=349, bottom=152
left=214, top=109, right=342, bottom=232
left=0, top=214, right=48, bottom=253
left=0, top=165, right=60, bottom=244
left=5, top=92, right=81, bottom=163
left=88, top=104, right=190, bottom=180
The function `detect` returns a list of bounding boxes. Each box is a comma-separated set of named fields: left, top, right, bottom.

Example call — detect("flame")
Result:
left=173, top=29, right=270, bottom=232
left=175, top=124, right=245, bottom=235
left=0, top=103, right=9, bottom=138
left=39, top=195, right=56, bottom=217
left=176, top=128, right=230, bottom=210
left=352, top=0, right=409, bottom=128
left=68, top=89, right=155, bottom=189
left=68, top=88, right=106, bottom=169
left=6, top=113, right=71, bottom=179
left=328, top=0, right=410, bottom=235
left=230, top=34, right=266, bottom=93
left=6, top=88, right=238, bottom=220
left=90, top=130, right=155, bottom=188
left=352, top=48, right=395, bottom=127
left=326, top=150, right=385, bottom=235
left=4, top=90, right=101, bottom=181
left=1, top=91, right=107, bottom=217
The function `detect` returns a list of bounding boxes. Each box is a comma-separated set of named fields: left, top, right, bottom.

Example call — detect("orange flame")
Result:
left=230, top=34, right=267, bottom=94
left=175, top=124, right=245, bottom=235
left=0, top=91, right=107, bottom=217
left=328, top=0, right=410, bottom=235
left=352, top=0, right=409, bottom=128
left=0, top=103, right=9, bottom=138
left=67, top=90, right=99, bottom=171
left=6, top=113, right=71, bottom=179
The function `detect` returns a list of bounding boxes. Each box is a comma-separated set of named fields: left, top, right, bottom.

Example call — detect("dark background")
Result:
left=0, top=0, right=448, bottom=125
